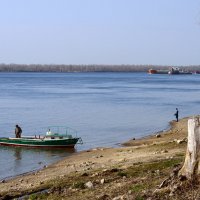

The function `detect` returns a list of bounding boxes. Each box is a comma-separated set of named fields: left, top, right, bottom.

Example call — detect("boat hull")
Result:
left=148, top=69, right=169, bottom=74
left=0, top=137, right=80, bottom=148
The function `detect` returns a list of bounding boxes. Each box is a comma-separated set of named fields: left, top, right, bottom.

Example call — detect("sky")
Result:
left=0, top=0, right=200, bottom=65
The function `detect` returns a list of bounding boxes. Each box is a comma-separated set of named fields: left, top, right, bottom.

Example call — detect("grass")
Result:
left=1, top=157, right=184, bottom=200
left=131, top=184, right=146, bottom=193
left=135, top=196, right=145, bottom=200
left=125, top=157, right=183, bottom=178
left=73, top=181, right=85, bottom=189
left=27, top=193, right=52, bottom=200
left=117, top=171, right=128, bottom=177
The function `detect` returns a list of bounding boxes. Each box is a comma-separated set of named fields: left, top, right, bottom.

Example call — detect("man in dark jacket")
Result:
left=15, top=124, right=22, bottom=138
left=174, top=108, right=179, bottom=122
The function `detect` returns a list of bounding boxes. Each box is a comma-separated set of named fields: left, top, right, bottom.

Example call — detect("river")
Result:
left=0, top=72, right=199, bottom=179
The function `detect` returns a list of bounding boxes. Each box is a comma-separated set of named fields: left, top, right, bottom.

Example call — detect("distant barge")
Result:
left=148, top=69, right=168, bottom=74
left=168, top=67, right=192, bottom=75
left=148, top=67, right=192, bottom=75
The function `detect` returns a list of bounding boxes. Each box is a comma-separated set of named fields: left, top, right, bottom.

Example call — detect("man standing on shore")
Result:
left=174, top=108, right=179, bottom=122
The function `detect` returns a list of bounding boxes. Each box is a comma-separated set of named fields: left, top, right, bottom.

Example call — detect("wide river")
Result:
left=0, top=72, right=200, bottom=180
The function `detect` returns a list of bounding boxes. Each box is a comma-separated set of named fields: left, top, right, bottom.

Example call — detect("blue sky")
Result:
left=0, top=0, right=199, bottom=65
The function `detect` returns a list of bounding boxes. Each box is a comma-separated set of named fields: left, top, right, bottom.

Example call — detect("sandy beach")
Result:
left=0, top=117, right=189, bottom=199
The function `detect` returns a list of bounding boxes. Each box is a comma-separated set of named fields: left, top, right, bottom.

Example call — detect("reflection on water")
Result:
left=14, top=147, right=22, bottom=161
left=0, top=145, right=76, bottom=180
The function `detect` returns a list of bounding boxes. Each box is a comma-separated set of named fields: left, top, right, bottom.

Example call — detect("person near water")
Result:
left=15, top=124, right=22, bottom=138
left=174, top=108, right=179, bottom=122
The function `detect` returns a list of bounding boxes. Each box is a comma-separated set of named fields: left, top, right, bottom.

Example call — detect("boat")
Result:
left=168, top=67, right=192, bottom=75
left=149, top=67, right=192, bottom=75
left=148, top=69, right=169, bottom=74
left=0, top=126, right=83, bottom=148
left=148, top=69, right=157, bottom=74
left=193, top=71, right=200, bottom=74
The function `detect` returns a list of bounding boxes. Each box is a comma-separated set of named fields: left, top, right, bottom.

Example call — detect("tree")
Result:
left=179, top=117, right=200, bottom=179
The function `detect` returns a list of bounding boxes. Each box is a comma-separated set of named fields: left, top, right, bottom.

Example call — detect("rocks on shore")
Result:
left=156, top=134, right=161, bottom=138
left=100, top=179, right=105, bottom=184
left=174, top=138, right=187, bottom=144
left=85, top=181, right=93, bottom=189
left=154, top=149, right=168, bottom=154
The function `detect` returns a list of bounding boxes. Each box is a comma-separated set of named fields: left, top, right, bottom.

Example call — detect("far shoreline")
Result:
left=0, top=64, right=198, bottom=73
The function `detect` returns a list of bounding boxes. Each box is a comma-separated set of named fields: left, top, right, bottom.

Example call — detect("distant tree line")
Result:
left=0, top=64, right=199, bottom=72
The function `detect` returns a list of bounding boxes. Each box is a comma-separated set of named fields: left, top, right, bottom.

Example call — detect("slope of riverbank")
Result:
left=0, top=117, right=190, bottom=200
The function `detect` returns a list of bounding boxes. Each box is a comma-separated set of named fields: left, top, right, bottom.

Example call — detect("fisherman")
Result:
left=15, top=124, right=22, bottom=138
left=174, top=108, right=179, bottom=122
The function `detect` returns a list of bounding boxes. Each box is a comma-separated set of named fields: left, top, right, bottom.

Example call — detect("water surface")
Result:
left=0, top=72, right=200, bottom=179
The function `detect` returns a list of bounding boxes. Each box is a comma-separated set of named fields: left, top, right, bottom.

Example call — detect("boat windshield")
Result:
left=45, top=126, right=77, bottom=137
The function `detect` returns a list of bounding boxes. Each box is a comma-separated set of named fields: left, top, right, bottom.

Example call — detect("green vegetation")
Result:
left=131, top=184, right=146, bottom=193
left=126, top=158, right=183, bottom=178
left=117, top=171, right=128, bottom=177
left=135, top=196, right=145, bottom=200
left=0, top=157, right=186, bottom=200
left=25, top=158, right=183, bottom=199
left=27, top=193, right=48, bottom=200
left=73, top=181, right=85, bottom=189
